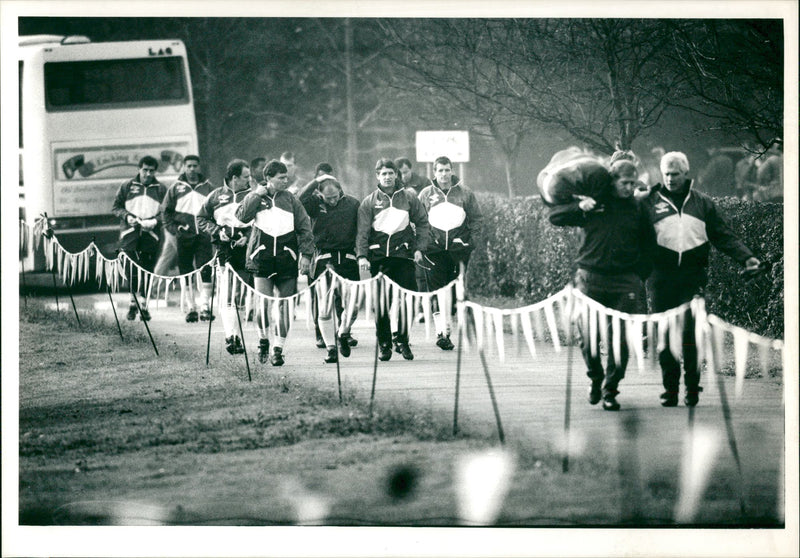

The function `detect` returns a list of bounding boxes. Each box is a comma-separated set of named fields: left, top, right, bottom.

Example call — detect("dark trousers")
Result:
left=371, top=257, right=417, bottom=346
left=119, top=229, right=159, bottom=296
left=422, top=250, right=470, bottom=316
left=575, top=269, right=641, bottom=397
left=651, top=279, right=703, bottom=393
left=177, top=234, right=213, bottom=283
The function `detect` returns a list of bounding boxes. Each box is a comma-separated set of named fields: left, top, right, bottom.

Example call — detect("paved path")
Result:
left=36, top=286, right=786, bottom=515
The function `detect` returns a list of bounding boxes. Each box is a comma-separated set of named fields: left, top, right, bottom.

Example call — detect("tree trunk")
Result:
left=344, top=19, right=360, bottom=197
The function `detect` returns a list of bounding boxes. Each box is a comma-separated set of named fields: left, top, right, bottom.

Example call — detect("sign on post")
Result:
left=416, top=131, right=470, bottom=163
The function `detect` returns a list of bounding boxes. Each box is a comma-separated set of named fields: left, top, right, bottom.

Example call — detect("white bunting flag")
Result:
left=675, top=426, right=721, bottom=523
left=544, top=300, right=561, bottom=352
left=733, top=327, right=749, bottom=398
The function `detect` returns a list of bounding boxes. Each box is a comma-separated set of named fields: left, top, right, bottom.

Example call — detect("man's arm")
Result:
left=705, top=199, right=756, bottom=265
left=196, top=190, right=222, bottom=240
left=408, top=193, right=430, bottom=256
left=111, top=182, right=131, bottom=222
left=159, top=185, right=179, bottom=235
left=355, top=196, right=373, bottom=261
left=235, top=187, right=266, bottom=224
left=465, top=191, right=484, bottom=246
left=547, top=199, right=593, bottom=227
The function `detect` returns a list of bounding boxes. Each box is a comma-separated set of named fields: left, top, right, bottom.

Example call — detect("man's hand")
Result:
left=578, top=197, right=597, bottom=212
left=139, top=218, right=158, bottom=231
left=219, top=229, right=230, bottom=242
left=255, top=184, right=268, bottom=196
left=744, top=256, right=761, bottom=271
left=299, top=255, right=311, bottom=276
left=126, top=214, right=139, bottom=227
left=413, top=250, right=424, bottom=265
left=358, top=257, right=370, bottom=273
left=232, top=233, right=248, bottom=248
left=178, top=224, right=190, bottom=232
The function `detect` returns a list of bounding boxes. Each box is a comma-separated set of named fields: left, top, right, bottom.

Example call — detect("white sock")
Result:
left=199, top=281, right=213, bottom=310
left=433, top=311, right=447, bottom=336
left=274, top=336, right=286, bottom=349
left=318, top=316, right=336, bottom=349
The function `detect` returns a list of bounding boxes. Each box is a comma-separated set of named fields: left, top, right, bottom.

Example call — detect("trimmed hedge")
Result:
left=466, top=193, right=784, bottom=339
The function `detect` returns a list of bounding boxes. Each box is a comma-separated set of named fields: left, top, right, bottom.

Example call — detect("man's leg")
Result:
left=682, top=308, right=702, bottom=406
left=387, top=258, right=417, bottom=360
left=427, top=251, right=458, bottom=350
left=652, top=281, right=683, bottom=406
left=271, top=273, right=298, bottom=366
left=574, top=269, right=606, bottom=404
left=371, top=260, right=393, bottom=360
left=195, top=236, right=215, bottom=320
left=176, top=236, right=199, bottom=320
left=253, top=274, right=274, bottom=363
left=600, top=278, right=640, bottom=410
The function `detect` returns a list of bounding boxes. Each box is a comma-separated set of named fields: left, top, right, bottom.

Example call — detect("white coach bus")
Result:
left=18, top=35, right=199, bottom=272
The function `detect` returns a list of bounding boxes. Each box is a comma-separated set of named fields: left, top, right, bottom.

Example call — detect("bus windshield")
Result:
left=44, top=56, right=189, bottom=111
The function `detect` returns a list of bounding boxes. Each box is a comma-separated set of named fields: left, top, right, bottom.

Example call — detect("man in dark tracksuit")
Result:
left=418, top=156, right=483, bottom=350
left=160, top=155, right=216, bottom=322
left=356, top=158, right=430, bottom=362
left=235, top=159, right=315, bottom=366
left=299, top=174, right=361, bottom=363
left=549, top=160, right=656, bottom=411
left=111, top=155, right=166, bottom=321
left=197, top=159, right=253, bottom=355
left=644, top=151, right=761, bottom=407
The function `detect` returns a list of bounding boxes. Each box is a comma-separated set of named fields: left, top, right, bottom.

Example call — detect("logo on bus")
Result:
left=149, top=47, right=173, bottom=56
left=61, top=149, right=184, bottom=179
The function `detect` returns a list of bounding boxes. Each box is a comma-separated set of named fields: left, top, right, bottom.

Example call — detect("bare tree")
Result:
left=382, top=19, right=539, bottom=197
left=666, top=19, right=783, bottom=151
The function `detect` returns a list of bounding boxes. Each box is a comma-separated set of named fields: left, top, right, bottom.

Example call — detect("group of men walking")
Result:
left=113, top=147, right=762, bottom=411
left=545, top=149, right=761, bottom=412
left=112, top=154, right=483, bottom=368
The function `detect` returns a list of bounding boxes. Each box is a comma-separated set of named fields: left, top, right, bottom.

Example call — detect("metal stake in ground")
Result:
left=562, top=319, right=575, bottom=473
left=472, top=311, right=505, bottom=445
left=453, top=321, right=464, bottom=436
left=130, top=284, right=158, bottom=356
left=107, top=285, right=124, bottom=341
left=64, top=273, right=82, bottom=328
left=369, top=279, right=381, bottom=418
left=332, top=291, right=343, bottom=403
left=20, top=254, right=29, bottom=309
left=205, top=262, right=218, bottom=366
left=714, top=360, right=748, bottom=517
left=233, top=296, right=252, bottom=382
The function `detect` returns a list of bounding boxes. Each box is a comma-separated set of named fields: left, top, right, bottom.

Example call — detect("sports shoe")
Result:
left=315, top=336, right=326, bottom=349
left=344, top=334, right=358, bottom=347
left=392, top=332, right=401, bottom=354
left=139, top=308, right=151, bottom=322
left=185, top=310, right=199, bottom=323
left=602, top=395, right=621, bottom=411
left=258, top=338, right=270, bottom=364
left=684, top=387, right=703, bottom=407
left=660, top=391, right=679, bottom=407
left=337, top=334, right=351, bottom=358
left=588, top=380, right=602, bottom=405
left=199, top=308, right=215, bottom=321
left=378, top=343, right=393, bottom=361
left=126, top=304, right=138, bottom=321
left=397, top=343, right=414, bottom=361
left=324, top=347, right=338, bottom=364
left=270, top=347, right=285, bottom=366
left=225, top=335, right=244, bottom=355
left=436, top=333, right=455, bottom=351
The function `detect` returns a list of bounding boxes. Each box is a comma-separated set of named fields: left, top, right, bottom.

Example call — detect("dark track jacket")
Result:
left=235, top=186, right=314, bottom=268
left=160, top=173, right=215, bottom=239
left=299, top=188, right=360, bottom=254
left=642, top=181, right=754, bottom=284
left=356, top=185, right=429, bottom=261
left=196, top=185, right=252, bottom=245
left=111, top=175, right=167, bottom=241
left=418, top=176, right=483, bottom=255
left=548, top=195, right=655, bottom=279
